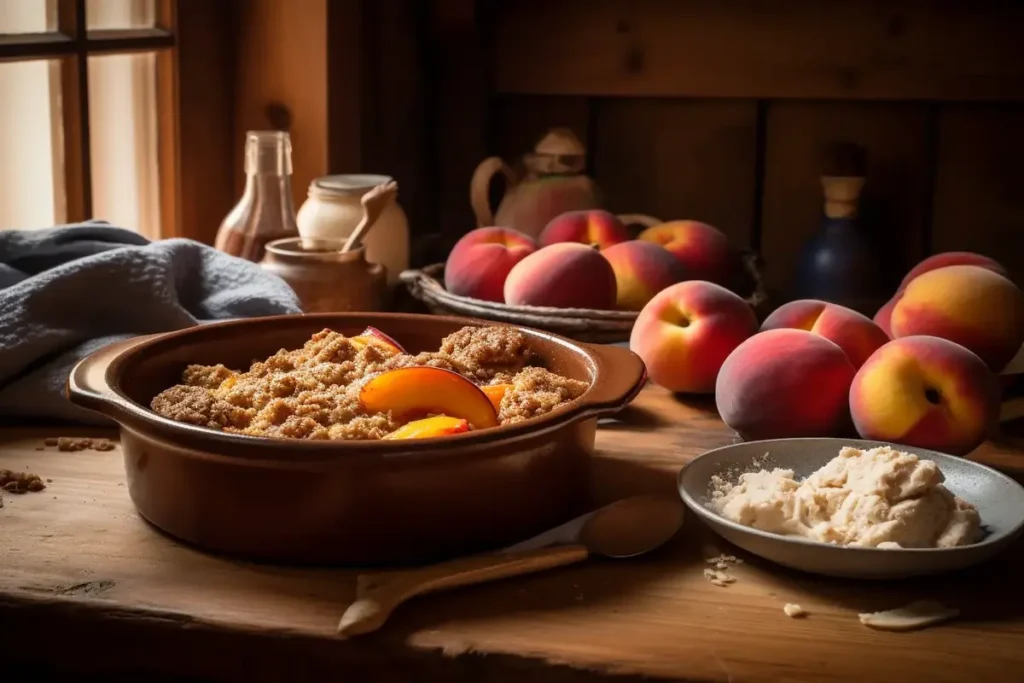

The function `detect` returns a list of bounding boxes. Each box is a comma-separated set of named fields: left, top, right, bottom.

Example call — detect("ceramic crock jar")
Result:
left=260, top=238, right=387, bottom=313
left=296, top=174, right=409, bottom=286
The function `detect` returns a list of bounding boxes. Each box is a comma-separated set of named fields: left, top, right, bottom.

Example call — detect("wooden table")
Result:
left=3, top=386, right=1024, bottom=683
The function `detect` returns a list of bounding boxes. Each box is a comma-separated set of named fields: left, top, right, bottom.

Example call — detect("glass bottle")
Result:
left=215, top=131, right=299, bottom=262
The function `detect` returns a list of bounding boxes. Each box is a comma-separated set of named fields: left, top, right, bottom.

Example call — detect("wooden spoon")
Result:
left=337, top=494, right=684, bottom=637
left=342, top=180, right=398, bottom=253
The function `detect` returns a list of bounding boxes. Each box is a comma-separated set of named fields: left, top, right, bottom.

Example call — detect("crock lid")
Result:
left=312, top=174, right=394, bottom=194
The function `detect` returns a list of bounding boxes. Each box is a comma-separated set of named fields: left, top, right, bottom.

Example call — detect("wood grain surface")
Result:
left=3, top=388, right=1024, bottom=682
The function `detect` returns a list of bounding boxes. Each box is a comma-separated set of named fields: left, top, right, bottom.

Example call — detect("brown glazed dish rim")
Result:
left=67, top=312, right=648, bottom=464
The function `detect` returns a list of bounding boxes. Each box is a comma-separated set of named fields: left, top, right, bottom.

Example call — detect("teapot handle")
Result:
left=470, top=157, right=516, bottom=228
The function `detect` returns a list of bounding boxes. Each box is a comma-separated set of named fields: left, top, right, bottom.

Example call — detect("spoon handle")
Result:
left=337, top=544, right=589, bottom=637
left=342, top=180, right=398, bottom=253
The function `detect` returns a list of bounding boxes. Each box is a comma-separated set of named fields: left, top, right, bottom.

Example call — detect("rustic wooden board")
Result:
left=592, top=99, right=759, bottom=248
left=759, top=101, right=931, bottom=302
left=491, top=0, right=1024, bottom=101
left=931, top=105, right=1024, bottom=284
left=3, top=389, right=1024, bottom=681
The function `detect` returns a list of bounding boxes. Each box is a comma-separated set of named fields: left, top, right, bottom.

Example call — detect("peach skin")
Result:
left=873, top=298, right=896, bottom=338
left=538, top=210, right=630, bottom=250
left=890, top=264, right=1024, bottom=372
left=350, top=326, right=406, bottom=355
left=601, top=240, right=688, bottom=311
left=359, top=367, right=499, bottom=429
left=760, top=299, right=890, bottom=369
left=444, top=227, right=537, bottom=302
left=715, top=329, right=856, bottom=440
left=504, top=242, right=617, bottom=309
left=630, top=281, right=758, bottom=394
left=637, top=220, right=736, bottom=286
left=898, top=251, right=1008, bottom=291
left=850, top=336, right=1000, bottom=456
left=482, top=384, right=511, bottom=413
left=383, top=416, right=470, bottom=440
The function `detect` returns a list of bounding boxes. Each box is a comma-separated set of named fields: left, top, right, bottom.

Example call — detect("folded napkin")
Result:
left=0, top=222, right=302, bottom=425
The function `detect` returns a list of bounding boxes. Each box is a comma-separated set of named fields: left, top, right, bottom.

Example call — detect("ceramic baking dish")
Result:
left=66, top=313, right=647, bottom=566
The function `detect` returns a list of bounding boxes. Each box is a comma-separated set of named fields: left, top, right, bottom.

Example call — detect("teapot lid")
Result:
left=526, top=128, right=586, bottom=174
left=534, top=128, right=586, bottom=156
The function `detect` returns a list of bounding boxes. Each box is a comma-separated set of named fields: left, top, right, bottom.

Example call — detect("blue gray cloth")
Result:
left=0, top=222, right=302, bottom=424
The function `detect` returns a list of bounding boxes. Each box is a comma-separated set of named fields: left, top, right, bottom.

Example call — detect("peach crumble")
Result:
left=150, top=325, right=588, bottom=441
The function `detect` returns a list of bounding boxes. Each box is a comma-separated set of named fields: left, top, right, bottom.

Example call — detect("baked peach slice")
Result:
left=359, top=367, right=499, bottom=429
left=482, top=383, right=512, bottom=412
left=383, top=416, right=470, bottom=440
left=350, top=326, right=406, bottom=355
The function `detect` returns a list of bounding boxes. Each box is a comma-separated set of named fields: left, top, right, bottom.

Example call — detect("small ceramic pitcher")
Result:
left=261, top=238, right=387, bottom=313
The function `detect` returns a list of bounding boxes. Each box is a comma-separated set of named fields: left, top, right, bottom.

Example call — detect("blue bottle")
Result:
left=794, top=143, right=887, bottom=316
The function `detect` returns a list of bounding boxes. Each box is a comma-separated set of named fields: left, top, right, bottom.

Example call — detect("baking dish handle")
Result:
left=66, top=335, right=157, bottom=421
left=577, top=343, right=648, bottom=416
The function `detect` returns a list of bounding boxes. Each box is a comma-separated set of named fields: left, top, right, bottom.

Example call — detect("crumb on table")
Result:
left=43, top=437, right=116, bottom=452
left=784, top=603, right=807, bottom=618
left=0, top=469, right=46, bottom=494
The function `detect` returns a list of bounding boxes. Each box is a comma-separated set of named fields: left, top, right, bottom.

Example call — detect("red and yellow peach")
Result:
left=601, top=240, right=688, bottom=311
left=898, top=252, right=1008, bottom=291
left=444, top=227, right=537, bottom=302
left=850, top=336, right=1000, bottom=456
left=539, top=210, right=630, bottom=250
left=630, top=281, right=758, bottom=394
left=637, top=220, right=736, bottom=286
left=715, top=329, right=856, bottom=440
left=890, top=265, right=1024, bottom=372
left=760, top=300, right=890, bottom=370
left=504, top=242, right=617, bottom=309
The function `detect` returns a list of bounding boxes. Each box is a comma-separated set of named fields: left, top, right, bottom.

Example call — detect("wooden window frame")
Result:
left=0, top=0, right=180, bottom=236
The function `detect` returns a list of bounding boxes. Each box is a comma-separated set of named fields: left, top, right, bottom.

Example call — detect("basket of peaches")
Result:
left=400, top=210, right=767, bottom=344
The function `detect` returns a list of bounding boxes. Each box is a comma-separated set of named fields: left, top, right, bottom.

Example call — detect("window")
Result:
left=0, top=0, right=178, bottom=238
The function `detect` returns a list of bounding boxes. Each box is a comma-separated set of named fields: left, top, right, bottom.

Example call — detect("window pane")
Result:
left=0, top=60, right=63, bottom=230
left=86, top=0, right=155, bottom=30
left=0, top=0, right=56, bottom=33
left=88, top=52, right=161, bottom=238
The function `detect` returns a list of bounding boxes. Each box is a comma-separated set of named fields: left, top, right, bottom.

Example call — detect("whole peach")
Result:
left=630, top=281, right=758, bottom=394
left=850, top=336, right=1000, bottom=456
left=873, top=298, right=896, bottom=338
left=504, top=242, right=617, bottom=309
left=444, top=227, right=537, bottom=302
left=716, top=329, right=856, bottom=440
left=899, top=251, right=1008, bottom=291
left=890, top=264, right=1024, bottom=371
left=539, top=210, right=630, bottom=250
left=761, top=299, right=890, bottom=369
left=602, top=240, right=688, bottom=311
left=637, top=220, right=736, bottom=286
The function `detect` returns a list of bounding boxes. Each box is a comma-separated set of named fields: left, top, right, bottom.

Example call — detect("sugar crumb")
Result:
left=783, top=603, right=807, bottom=618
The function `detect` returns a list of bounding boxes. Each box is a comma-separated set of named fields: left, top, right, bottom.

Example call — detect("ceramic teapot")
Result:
left=470, top=128, right=607, bottom=239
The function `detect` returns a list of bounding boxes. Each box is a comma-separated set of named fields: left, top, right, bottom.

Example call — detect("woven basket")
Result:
left=400, top=254, right=767, bottom=344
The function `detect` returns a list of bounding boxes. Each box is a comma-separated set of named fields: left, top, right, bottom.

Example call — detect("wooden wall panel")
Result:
left=760, top=102, right=931, bottom=299
left=492, top=0, right=1024, bottom=101
left=931, top=106, right=1024, bottom=284
left=592, top=99, right=758, bottom=247
left=170, top=1, right=236, bottom=244
left=234, top=0, right=330, bottom=207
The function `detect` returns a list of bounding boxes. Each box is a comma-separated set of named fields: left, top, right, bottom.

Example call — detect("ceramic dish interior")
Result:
left=66, top=313, right=648, bottom=566
left=678, top=438, right=1024, bottom=579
